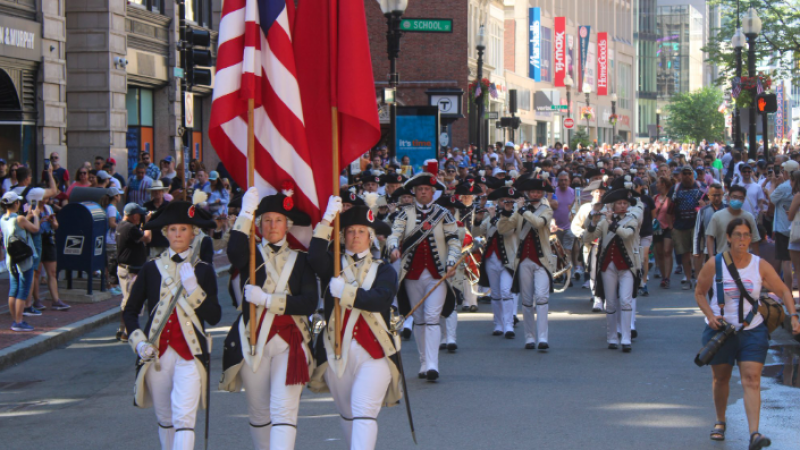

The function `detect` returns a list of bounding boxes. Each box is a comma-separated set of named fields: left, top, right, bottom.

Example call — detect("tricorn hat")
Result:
left=389, top=186, right=412, bottom=203
left=340, top=188, right=366, bottom=206
left=476, top=175, right=503, bottom=189
left=513, top=177, right=554, bottom=193
left=253, top=193, right=311, bottom=226
left=453, top=180, right=477, bottom=196
left=435, top=195, right=465, bottom=210
left=360, top=170, right=384, bottom=186
left=143, top=200, right=217, bottom=230
left=487, top=186, right=523, bottom=200
left=381, top=172, right=407, bottom=185
left=404, top=160, right=445, bottom=191
left=601, top=188, right=637, bottom=206
left=340, top=205, right=391, bottom=237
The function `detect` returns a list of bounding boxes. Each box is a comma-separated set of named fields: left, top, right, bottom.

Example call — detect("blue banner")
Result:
left=529, top=7, right=541, bottom=82
left=776, top=82, right=785, bottom=140
left=578, top=25, right=591, bottom=88
left=396, top=112, right=438, bottom=173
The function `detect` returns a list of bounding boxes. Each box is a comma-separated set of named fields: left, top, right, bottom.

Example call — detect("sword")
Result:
left=389, top=307, right=417, bottom=445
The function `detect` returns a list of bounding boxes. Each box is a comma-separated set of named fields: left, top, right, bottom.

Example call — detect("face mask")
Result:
left=571, top=184, right=581, bottom=189
left=730, top=199, right=744, bottom=210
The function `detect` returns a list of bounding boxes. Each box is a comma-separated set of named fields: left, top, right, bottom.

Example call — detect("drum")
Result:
left=549, top=234, right=572, bottom=293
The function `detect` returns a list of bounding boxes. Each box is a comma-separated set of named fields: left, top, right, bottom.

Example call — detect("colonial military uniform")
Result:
left=501, top=178, right=556, bottom=349
left=387, top=166, right=461, bottom=380
left=478, top=187, right=521, bottom=337
left=454, top=180, right=480, bottom=313
left=435, top=195, right=467, bottom=352
left=386, top=186, right=415, bottom=339
left=307, top=205, right=401, bottom=450
left=123, top=201, right=221, bottom=450
left=219, top=190, right=318, bottom=449
left=585, top=187, right=640, bottom=352
left=571, top=179, right=607, bottom=312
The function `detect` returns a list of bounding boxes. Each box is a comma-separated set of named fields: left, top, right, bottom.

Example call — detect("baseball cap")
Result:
left=681, top=165, right=693, bottom=173
left=163, top=156, right=174, bottom=163
left=505, top=141, right=515, bottom=148
left=95, top=170, right=111, bottom=180
left=782, top=160, right=800, bottom=173
left=208, top=170, right=220, bottom=181
left=124, top=203, right=147, bottom=215
left=740, top=164, right=753, bottom=172
left=0, top=158, right=6, bottom=165
left=107, top=157, right=117, bottom=165
left=107, top=187, right=123, bottom=197
left=1, top=191, right=22, bottom=204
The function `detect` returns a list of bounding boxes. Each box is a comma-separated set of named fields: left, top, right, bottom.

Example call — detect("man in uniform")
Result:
left=434, top=195, right=467, bottom=352
left=123, top=201, right=221, bottom=450
left=388, top=161, right=460, bottom=381
left=500, top=177, right=556, bottom=350
left=219, top=187, right=318, bottom=449
left=570, top=180, right=607, bottom=312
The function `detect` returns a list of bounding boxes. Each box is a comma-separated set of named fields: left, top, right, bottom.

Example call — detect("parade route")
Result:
left=1, top=274, right=798, bottom=449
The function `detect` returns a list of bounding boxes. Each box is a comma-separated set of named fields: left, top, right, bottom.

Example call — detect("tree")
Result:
left=664, top=87, right=726, bottom=143
left=571, top=126, right=591, bottom=148
left=704, top=0, right=800, bottom=86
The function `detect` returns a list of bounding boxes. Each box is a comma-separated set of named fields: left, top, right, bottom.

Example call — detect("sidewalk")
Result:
left=0, top=253, right=230, bottom=371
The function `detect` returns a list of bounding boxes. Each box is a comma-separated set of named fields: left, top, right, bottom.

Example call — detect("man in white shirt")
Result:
left=733, top=164, right=766, bottom=219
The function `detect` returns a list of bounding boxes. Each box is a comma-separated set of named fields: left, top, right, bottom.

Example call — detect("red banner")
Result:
left=554, top=17, right=566, bottom=87
left=597, top=32, right=608, bottom=96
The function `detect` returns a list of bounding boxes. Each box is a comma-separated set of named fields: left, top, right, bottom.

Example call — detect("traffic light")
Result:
left=756, top=93, right=778, bottom=113
left=186, top=28, right=213, bottom=87
left=499, top=117, right=521, bottom=129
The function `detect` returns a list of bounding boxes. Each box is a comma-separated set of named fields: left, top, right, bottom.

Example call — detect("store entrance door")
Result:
left=0, top=69, right=36, bottom=169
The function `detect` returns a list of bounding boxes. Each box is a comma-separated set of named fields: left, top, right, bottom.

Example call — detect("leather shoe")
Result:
left=401, top=328, right=412, bottom=340
left=418, top=372, right=426, bottom=379
left=426, top=370, right=439, bottom=381
left=608, top=343, right=619, bottom=350
left=505, top=331, right=515, bottom=339
left=622, top=344, right=632, bottom=353
left=469, top=305, right=479, bottom=312
left=631, top=329, right=638, bottom=339
left=538, top=342, right=549, bottom=350
left=525, top=342, right=536, bottom=349
left=447, top=343, right=457, bottom=352
left=439, top=343, right=446, bottom=350
left=492, top=330, right=503, bottom=336
left=461, top=305, right=469, bottom=312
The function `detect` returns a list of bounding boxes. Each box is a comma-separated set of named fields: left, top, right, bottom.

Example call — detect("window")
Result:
left=508, top=84, right=531, bottom=111
left=129, top=0, right=163, bottom=14
left=541, top=27, right=552, bottom=82
left=618, top=62, right=631, bottom=110
left=489, top=20, right=503, bottom=72
left=126, top=87, right=155, bottom=177
left=187, top=0, right=213, bottom=29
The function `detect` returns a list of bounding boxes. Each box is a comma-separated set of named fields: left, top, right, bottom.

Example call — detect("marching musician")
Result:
left=219, top=187, right=318, bottom=449
left=434, top=194, right=468, bottom=352
left=570, top=179, right=608, bottom=312
left=308, top=198, right=402, bottom=450
left=478, top=186, right=521, bottom=338
left=388, top=160, right=461, bottom=381
left=386, top=186, right=415, bottom=340
left=123, top=201, right=221, bottom=450
left=500, top=177, right=556, bottom=350
left=585, top=184, right=641, bottom=353
left=453, top=180, right=480, bottom=313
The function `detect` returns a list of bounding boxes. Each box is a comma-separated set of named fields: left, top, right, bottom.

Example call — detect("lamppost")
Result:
left=731, top=27, right=745, bottom=149
left=610, top=92, right=618, bottom=144
left=582, top=82, right=592, bottom=138
left=377, top=0, right=408, bottom=160
left=476, top=25, right=486, bottom=156
left=564, top=74, right=573, bottom=149
left=656, top=108, right=662, bottom=143
left=743, top=6, right=762, bottom=161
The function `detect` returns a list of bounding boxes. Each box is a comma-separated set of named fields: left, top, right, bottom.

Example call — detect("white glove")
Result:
left=241, top=187, right=260, bottom=220
left=179, top=263, right=199, bottom=294
left=136, top=341, right=157, bottom=361
left=244, top=285, right=271, bottom=307
left=328, top=276, right=346, bottom=298
left=323, top=196, right=343, bottom=223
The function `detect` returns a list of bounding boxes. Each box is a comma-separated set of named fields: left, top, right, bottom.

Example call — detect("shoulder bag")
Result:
left=720, top=252, right=785, bottom=334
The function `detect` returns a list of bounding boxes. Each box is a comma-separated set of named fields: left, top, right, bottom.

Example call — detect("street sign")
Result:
left=550, top=105, right=568, bottom=110
left=400, top=18, right=453, bottom=33
left=564, top=118, right=575, bottom=129
left=486, top=111, right=499, bottom=120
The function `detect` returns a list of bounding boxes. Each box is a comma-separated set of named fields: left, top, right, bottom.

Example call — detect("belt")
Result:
left=118, top=263, right=141, bottom=274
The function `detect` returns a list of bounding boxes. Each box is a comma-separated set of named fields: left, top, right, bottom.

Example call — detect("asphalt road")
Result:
left=1, top=273, right=798, bottom=450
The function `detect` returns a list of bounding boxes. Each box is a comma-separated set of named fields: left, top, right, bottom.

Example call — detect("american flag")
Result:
left=731, top=77, right=742, bottom=98
left=475, top=84, right=481, bottom=97
left=489, top=82, right=498, bottom=99
left=756, top=77, right=764, bottom=95
left=209, top=0, right=318, bottom=245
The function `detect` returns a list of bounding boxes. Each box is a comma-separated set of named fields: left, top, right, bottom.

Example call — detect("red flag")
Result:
left=294, top=0, right=381, bottom=206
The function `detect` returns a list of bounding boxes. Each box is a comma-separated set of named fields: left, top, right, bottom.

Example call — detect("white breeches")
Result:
left=325, top=341, right=391, bottom=450
left=240, top=336, right=303, bottom=450
left=146, top=347, right=201, bottom=450
left=601, top=262, right=634, bottom=345
left=460, top=279, right=477, bottom=307
left=517, top=259, right=550, bottom=343
left=439, top=312, right=457, bottom=344
left=405, top=270, right=446, bottom=373
left=486, top=254, right=514, bottom=332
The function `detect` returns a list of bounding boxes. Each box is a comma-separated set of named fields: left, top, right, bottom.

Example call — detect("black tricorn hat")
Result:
left=609, top=176, right=640, bottom=196
left=601, top=188, right=637, bottom=206
left=144, top=201, right=217, bottom=230
left=487, top=186, right=523, bottom=200
left=340, top=188, right=366, bottom=206
left=514, top=177, right=554, bottom=193
left=404, top=172, right=446, bottom=191
left=360, top=171, right=384, bottom=186
left=435, top=195, right=465, bottom=210
left=381, top=172, right=407, bottom=185
left=254, top=193, right=311, bottom=226
left=476, top=175, right=503, bottom=189
left=340, top=205, right=391, bottom=237
left=389, top=187, right=412, bottom=202
left=584, top=167, right=607, bottom=180
left=454, top=180, right=477, bottom=195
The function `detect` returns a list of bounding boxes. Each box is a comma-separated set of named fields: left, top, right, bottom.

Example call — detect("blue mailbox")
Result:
left=56, top=202, right=108, bottom=294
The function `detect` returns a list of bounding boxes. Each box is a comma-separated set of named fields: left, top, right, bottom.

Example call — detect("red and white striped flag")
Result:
left=209, top=0, right=318, bottom=246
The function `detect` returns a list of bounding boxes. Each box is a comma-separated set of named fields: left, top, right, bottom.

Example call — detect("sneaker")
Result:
left=32, top=300, right=46, bottom=310
left=582, top=280, right=591, bottom=289
left=661, top=278, right=670, bottom=289
left=51, top=300, right=71, bottom=311
left=23, top=306, right=42, bottom=316
left=675, top=266, right=683, bottom=275
left=11, top=321, right=34, bottom=332
left=681, top=275, right=688, bottom=284
left=109, top=287, right=123, bottom=296
left=574, top=270, right=582, bottom=281
left=640, top=286, right=649, bottom=297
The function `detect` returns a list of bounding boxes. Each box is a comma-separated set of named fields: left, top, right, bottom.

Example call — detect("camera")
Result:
left=694, top=320, right=735, bottom=367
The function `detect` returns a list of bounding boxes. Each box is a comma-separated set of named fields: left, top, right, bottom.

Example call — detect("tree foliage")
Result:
left=704, top=0, right=800, bottom=86
left=664, top=87, right=726, bottom=143
left=571, top=126, right=591, bottom=148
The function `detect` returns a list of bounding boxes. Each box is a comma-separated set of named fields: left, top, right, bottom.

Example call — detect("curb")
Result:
left=0, top=263, right=232, bottom=373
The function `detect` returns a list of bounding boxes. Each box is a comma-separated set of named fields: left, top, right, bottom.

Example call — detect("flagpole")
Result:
left=247, top=98, right=257, bottom=356
left=332, top=107, right=342, bottom=360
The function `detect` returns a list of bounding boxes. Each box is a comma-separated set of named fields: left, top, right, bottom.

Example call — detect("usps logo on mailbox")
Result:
left=94, top=236, right=104, bottom=256
left=64, top=236, right=85, bottom=255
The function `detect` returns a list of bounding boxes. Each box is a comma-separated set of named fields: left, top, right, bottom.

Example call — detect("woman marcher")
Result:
left=65, top=167, right=91, bottom=197
left=652, top=176, right=675, bottom=288
left=307, top=197, right=401, bottom=450
left=206, top=171, right=229, bottom=217
left=104, top=187, right=123, bottom=296
left=219, top=187, right=318, bottom=450
left=1, top=191, right=40, bottom=332
left=123, top=200, right=221, bottom=450
left=694, top=218, right=800, bottom=449
left=785, top=171, right=800, bottom=305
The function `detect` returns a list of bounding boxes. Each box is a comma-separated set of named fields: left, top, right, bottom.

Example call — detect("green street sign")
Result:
left=399, top=18, right=453, bottom=33
left=550, top=105, right=568, bottom=110
left=174, top=67, right=185, bottom=78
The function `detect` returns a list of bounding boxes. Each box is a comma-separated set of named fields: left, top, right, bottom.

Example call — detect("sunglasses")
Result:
left=79, top=171, right=88, bottom=175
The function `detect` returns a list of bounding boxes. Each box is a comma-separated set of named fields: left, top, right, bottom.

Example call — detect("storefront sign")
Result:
left=597, top=32, right=608, bottom=96
left=578, top=26, right=591, bottom=88
left=396, top=106, right=440, bottom=172
left=554, top=17, right=566, bottom=87
left=528, top=7, right=541, bottom=82
left=0, top=16, right=40, bottom=62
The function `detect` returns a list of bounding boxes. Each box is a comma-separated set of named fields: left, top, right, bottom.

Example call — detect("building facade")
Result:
left=655, top=5, right=704, bottom=108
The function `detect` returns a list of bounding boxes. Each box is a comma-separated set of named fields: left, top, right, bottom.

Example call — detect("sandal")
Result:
left=709, top=421, right=725, bottom=441
left=749, top=432, right=771, bottom=450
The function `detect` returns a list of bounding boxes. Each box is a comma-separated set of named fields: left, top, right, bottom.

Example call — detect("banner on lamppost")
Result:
left=585, top=42, right=596, bottom=90
left=597, top=32, right=608, bottom=96
left=554, top=17, right=566, bottom=87
left=578, top=25, right=591, bottom=88
left=529, top=7, right=541, bottom=82
left=776, top=81, right=785, bottom=140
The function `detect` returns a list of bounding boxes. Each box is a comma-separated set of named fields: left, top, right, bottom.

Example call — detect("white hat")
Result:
left=505, top=141, right=515, bottom=148
left=1, top=191, right=22, bottom=204
left=25, top=188, right=45, bottom=203
left=107, top=187, right=124, bottom=197
left=782, top=160, right=800, bottom=173
left=146, top=180, right=169, bottom=191
left=95, top=170, right=111, bottom=180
